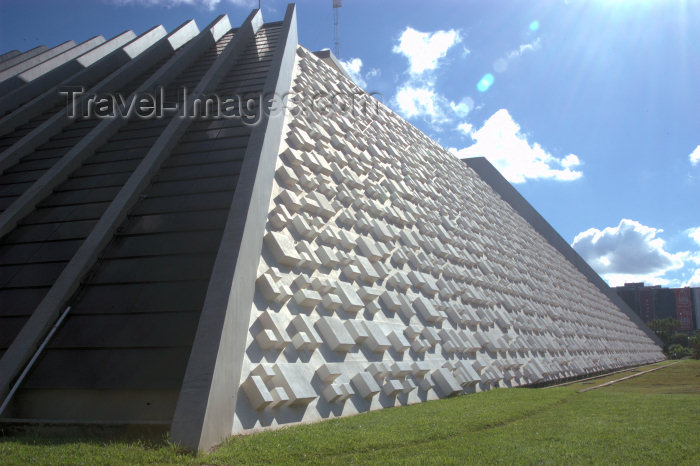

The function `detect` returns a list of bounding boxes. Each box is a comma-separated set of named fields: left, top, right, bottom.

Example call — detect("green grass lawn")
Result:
left=2, top=359, right=699, bottom=465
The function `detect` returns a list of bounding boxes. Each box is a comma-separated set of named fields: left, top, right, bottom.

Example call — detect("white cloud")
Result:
left=572, top=219, right=686, bottom=287
left=392, top=27, right=462, bottom=74
left=689, top=226, right=700, bottom=246
left=450, top=97, right=474, bottom=118
left=449, top=109, right=583, bottom=183
left=457, top=122, right=473, bottom=136
left=365, top=68, right=381, bottom=79
left=507, top=38, right=542, bottom=59
left=493, top=38, right=541, bottom=73
left=339, top=57, right=366, bottom=87
left=690, top=145, right=700, bottom=166
left=111, top=0, right=253, bottom=9
left=684, top=268, right=700, bottom=287
left=394, top=85, right=445, bottom=122
left=339, top=58, right=381, bottom=89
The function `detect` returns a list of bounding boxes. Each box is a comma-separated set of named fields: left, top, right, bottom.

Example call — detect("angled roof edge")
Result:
left=169, top=4, right=299, bottom=452
left=312, top=49, right=350, bottom=79
left=463, top=156, right=664, bottom=348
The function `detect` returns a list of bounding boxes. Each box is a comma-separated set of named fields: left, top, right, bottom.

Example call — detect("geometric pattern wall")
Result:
left=0, top=4, right=663, bottom=452
left=234, top=46, right=664, bottom=433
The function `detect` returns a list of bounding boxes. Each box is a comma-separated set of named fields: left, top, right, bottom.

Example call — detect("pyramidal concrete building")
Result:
left=0, top=4, right=663, bottom=451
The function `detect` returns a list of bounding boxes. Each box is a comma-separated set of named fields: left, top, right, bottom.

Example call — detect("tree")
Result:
left=647, top=318, right=679, bottom=348
left=667, top=344, right=690, bottom=360
left=670, top=332, right=689, bottom=348
left=689, top=332, right=700, bottom=359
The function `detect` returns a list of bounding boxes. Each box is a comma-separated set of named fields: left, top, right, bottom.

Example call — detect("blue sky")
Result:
left=1, top=0, right=699, bottom=287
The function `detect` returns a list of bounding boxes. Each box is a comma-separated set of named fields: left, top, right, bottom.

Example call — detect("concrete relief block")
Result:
left=396, top=294, right=416, bottom=320
left=404, top=325, right=422, bottom=340
left=381, top=290, right=401, bottom=312
left=296, top=166, right=320, bottom=190
left=316, top=363, right=341, bottom=383
left=292, top=315, right=323, bottom=350
left=445, top=304, right=466, bottom=326
left=296, top=241, right=322, bottom=270
left=336, top=185, right=355, bottom=207
left=272, top=364, right=317, bottom=407
left=371, top=220, right=395, bottom=242
left=319, top=227, right=342, bottom=247
left=382, top=379, right=404, bottom=397
left=358, top=286, right=382, bottom=303
left=315, top=245, right=340, bottom=268
left=402, top=378, right=417, bottom=394
left=454, top=361, right=481, bottom=387
left=363, top=321, right=391, bottom=353
left=337, top=210, right=357, bottom=229
left=390, top=361, right=413, bottom=378
left=288, top=128, right=315, bottom=151
left=276, top=164, right=301, bottom=190
left=281, top=147, right=305, bottom=167
left=278, top=189, right=303, bottom=213
left=411, top=361, right=431, bottom=379
left=356, top=236, right=382, bottom=262
left=432, top=368, right=462, bottom=397
left=421, top=327, right=440, bottom=347
left=264, top=230, right=302, bottom=267
left=344, top=319, right=368, bottom=343
left=459, top=331, right=481, bottom=352
left=373, top=261, right=391, bottom=279
left=257, top=312, right=292, bottom=350
left=336, top=281, right=364, bottom=313
left=388, top=330, right=410, bottom=353
left=388, top=271, right=411, bottom=291
left=354, top=256, right=380, bottom=283
left=322, top=384, right=344, bottom=402
left=294, top=288, right=322, bottom=309
left=391, top=248, right=409, bottom=266
left=316, top=316, right=355, bottom=352
left=341, top=263, right=361, bottom=281
left=291, top=214, right=316, bottom=240
left=399, top=230, right=420, bottom=250
left=366, top=301, right=382, bottom=315
left=256, top=272, right=293, bottom=304
left=269, top=386, right=291, bottom=408
left=338, top=229, right=358, bottom=250
left=421, top=274, right=440, bottom=296
left=322, top=293, right=343, bottom=312
left=375, top=240, right=393, bottom=261
left=366, top=362, right=390, bottom=381
left=301, top=191, right=334, bottom=219
left=413, top=296, right=441, bottom=323
left=351, top=372, right=381, bottom=399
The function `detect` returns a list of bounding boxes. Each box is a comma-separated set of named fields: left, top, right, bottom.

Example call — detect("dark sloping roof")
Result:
left=0, top=7, right=298, bottom=451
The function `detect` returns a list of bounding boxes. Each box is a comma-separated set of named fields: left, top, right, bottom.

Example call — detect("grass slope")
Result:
left=1, top=360, right=698, bottom=465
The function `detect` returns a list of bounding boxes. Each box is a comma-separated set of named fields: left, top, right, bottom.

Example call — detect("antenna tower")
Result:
left=333, top=0, right=342, bottom=57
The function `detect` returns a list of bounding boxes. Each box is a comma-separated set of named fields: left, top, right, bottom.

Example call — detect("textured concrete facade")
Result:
left=232, top=45, right=663, bottom=434
left=0, top=4, right=663, bottom=453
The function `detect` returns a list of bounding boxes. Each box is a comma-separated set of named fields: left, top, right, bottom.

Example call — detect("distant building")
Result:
left=614, top=282, right=699, bottom=331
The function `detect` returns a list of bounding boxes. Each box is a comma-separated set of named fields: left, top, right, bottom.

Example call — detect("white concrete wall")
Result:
left=232, top=46, right=664, bottom=434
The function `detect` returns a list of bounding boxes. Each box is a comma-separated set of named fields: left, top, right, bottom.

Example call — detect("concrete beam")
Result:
left=0, top=22, right=197, bottom=169
left=0, top=25, right=168, bottom=138
left=0, top=39, right=103, bottom=94
left=0, top=32, right=136, bottom=116
left=0, top=46, right=49, bottom=73
left=0, top=15, right=224, bottom=237
left=0, top=50, right=22, bottom=66
left=170, top=4, right=298, bottom=452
